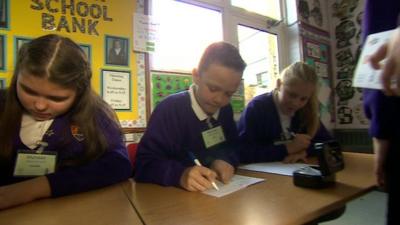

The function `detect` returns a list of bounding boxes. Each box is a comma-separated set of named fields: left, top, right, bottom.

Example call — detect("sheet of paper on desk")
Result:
left=239, top=162, right=315, bottom=176
left=353, top=28, right=396, bottom=89
left=202, top=175, right=264, bottom=198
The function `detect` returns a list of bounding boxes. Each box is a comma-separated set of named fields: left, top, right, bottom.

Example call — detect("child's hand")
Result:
left=285, top=134, right=311, bottom=154
left=210, top=159, right=234, bottom=184
left=283, top=150, right=307, bottom=164
left=0, top=176, right=51, bottom=210
left=179, top=166, right=217, bottom=192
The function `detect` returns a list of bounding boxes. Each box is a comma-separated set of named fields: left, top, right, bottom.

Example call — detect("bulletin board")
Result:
left=296, top=0, right=329, bottom=35
left=151, top=71, right=192, bottom=110
left=300, top=34, right=335, bottom=126
left=301, top=36, right=331, bottom=78
left=150, top=71, right=245, bottom=114
left=0, top=0, right=140, bottom=128
left=231, top=80, right=245, bottom=113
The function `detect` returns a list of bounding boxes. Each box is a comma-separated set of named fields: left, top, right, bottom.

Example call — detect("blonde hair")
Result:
left=276, top=62, right=320, bottom=137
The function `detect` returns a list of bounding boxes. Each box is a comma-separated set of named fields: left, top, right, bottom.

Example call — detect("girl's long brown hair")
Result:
left=0, top=34, right=121, bottom=165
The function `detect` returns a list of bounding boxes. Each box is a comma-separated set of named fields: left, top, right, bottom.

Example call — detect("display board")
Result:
left=151, top=71, right=192, bottom=110
left=151, top=71, right=245, bottom=113
left=0, top=0, right=140, bottom=128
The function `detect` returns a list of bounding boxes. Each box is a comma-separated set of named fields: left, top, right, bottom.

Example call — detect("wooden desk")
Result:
left=122, top=152, right=375, bottom=225
left=0, top=181, right=143, bottom=225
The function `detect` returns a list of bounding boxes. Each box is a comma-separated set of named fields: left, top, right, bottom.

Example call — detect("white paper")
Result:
left=202, top=175, right=264, bottom=198
left=353, top=29, right=396, bottom=89
left=133, top=13, right=159, bottom=53
left=102, top=70, right=131, bottom=110
left=238, top=162, right=314, bottom=176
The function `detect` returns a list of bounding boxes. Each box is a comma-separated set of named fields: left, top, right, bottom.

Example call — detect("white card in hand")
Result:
left=353, top=29, right=396, bottom=89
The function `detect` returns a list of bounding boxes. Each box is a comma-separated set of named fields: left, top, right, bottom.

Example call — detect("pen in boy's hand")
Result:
left=188, top=152, right=219, bottom=191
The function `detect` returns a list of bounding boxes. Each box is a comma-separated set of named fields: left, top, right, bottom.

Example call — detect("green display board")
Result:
left=151, top=72, right=192, bottom=109
left=151, top=71, right=245, bottom=113
left=231, top=80, right=245, bottom=113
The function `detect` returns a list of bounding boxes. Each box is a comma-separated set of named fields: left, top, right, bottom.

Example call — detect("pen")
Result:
left=287, top=128, right=296, bottom=139
left=273, top=131, right=296, bottom=145
left=188, top=152, right=219, bottom=191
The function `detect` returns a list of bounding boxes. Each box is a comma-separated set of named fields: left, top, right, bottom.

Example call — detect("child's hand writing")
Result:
left=283, top=150, right=307, bottom=164
left=286, top=133, right=311, bottom=154
left=180, top=166, right=217, bottom=192
left=210, top=159, right=234, bottom=184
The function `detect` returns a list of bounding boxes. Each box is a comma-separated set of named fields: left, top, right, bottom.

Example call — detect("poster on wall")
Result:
left=79, top=44, right=92, bottom=65
left=133, top=13, right=159, bottom=53
left=0, top=0, right=8, bottom=28
left=301, top=36, right=331, bottom=78
left=105, top=36, right=129, bottom=66
left=297, top=0, right=329, bottom=33
left=15, top=37, right=32, bottom=54
left=0, top=78, right=5, bottom=89
left=331, top=0, right=369, bottom=129
left=101, top=70, right=131, bottom=111
left=300, top=34, right=334, bottom=126
left=0, top=35, right=4, bottom=70
left=151, top=71, right=192, bottom=110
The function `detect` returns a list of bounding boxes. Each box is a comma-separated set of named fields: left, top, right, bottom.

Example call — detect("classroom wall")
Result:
left=290, top=0, right=335, bottom=131
left=292, top=0, right=369, bottom=131
left=328, top=0, right=368, bottom=129
left=0, top=0, right=142, bottom=128
left=292, top=0, right=371, bottom=150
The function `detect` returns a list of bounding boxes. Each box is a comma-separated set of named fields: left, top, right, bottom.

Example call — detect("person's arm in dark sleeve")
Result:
left=238, top=102, right=288, bottom=163
left=47, top=117, right=132, bottom=197
left=208, top=106, right=240, bottom=167
left=134, top=101, right=186, bottom=187
left=306, top=121, right=334, bottom=156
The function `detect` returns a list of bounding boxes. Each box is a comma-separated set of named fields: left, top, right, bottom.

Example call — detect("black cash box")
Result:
left=293, top=141, right=345, bottom=189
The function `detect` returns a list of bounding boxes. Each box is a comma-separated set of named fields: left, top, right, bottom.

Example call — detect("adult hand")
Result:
left=210, top=159, right=234, bottom=184
left=180, top=166, right=217, bottom=192
left=369, top=28, right=400, bottom=96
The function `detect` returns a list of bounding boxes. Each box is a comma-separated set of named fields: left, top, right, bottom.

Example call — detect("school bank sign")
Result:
left=30, top=0, right=113, bottom=36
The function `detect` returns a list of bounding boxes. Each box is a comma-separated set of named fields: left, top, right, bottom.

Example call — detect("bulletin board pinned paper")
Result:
left=0, top=0, right=140, bottom=128
left=150, top=71, right=245, bottom=113
left=151, top=71, right=192, bottom=110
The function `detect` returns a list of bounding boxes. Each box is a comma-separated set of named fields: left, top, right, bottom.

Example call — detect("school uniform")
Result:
left=362, top=1, right=400, bottom=224
left=237, top=92, right=332, bottom=163
left=0, top=90, right=132, bottom=197
left=134, top=85, right=239, bottom=187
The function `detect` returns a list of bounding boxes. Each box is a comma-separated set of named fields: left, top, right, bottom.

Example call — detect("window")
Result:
left=238, top=25, right=279, bottom=104
left=150, top=0, right=283, bottom=106
left=231, top=0, right=281, bottom=20
left=151, top=0, right=223, bottom=72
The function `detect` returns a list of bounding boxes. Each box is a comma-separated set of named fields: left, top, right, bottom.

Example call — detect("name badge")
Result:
left=202, top=126, right=226, bottom=148
left=13, top=150, right=57, bottom=177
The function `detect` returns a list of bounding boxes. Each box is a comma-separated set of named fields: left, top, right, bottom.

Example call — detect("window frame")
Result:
left=148, top=0, right=287, bottom=73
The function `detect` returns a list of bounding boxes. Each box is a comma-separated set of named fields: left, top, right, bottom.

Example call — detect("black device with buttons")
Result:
left=293, top=140, right=345, bottom=188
